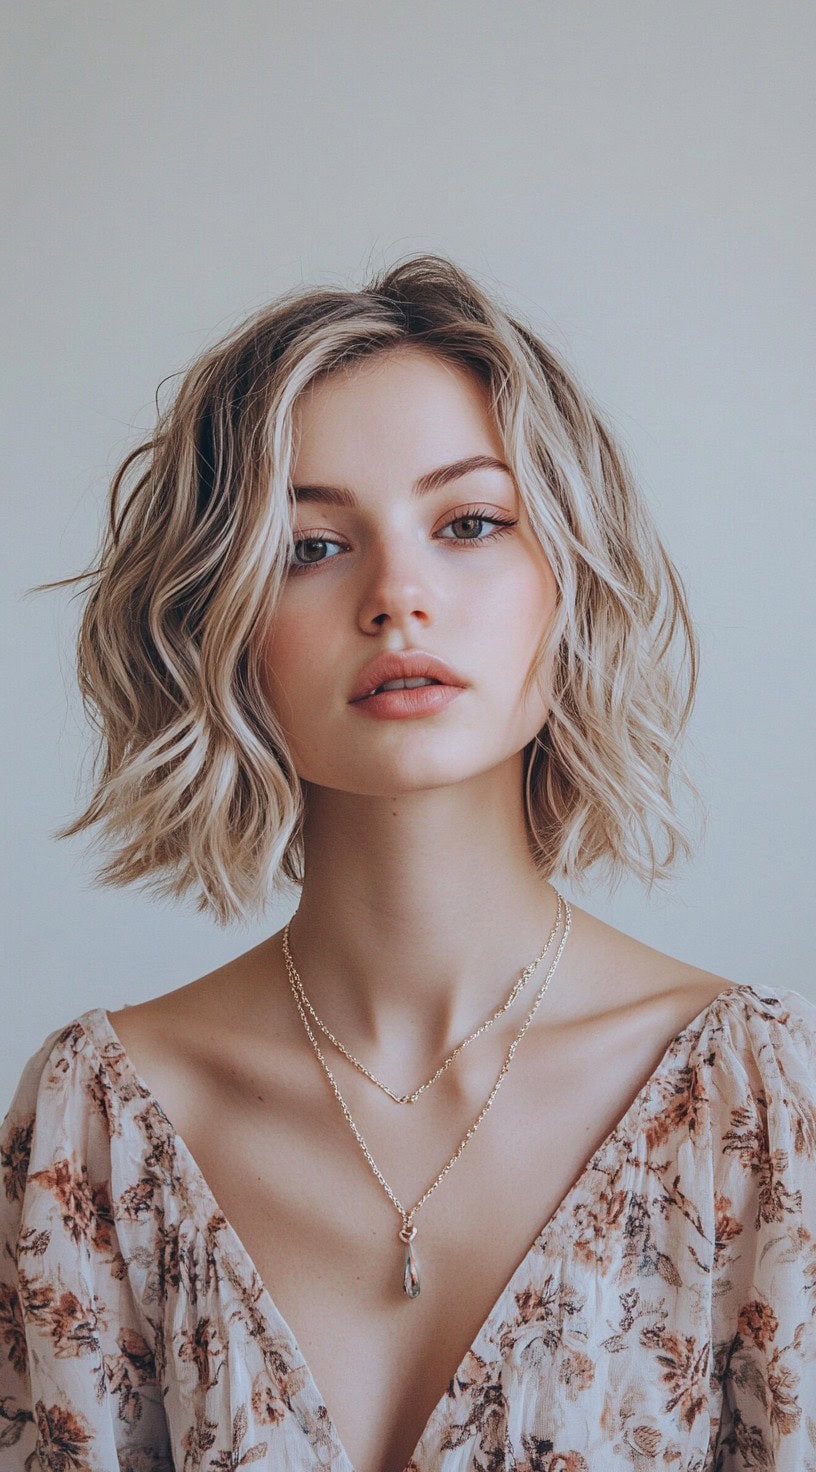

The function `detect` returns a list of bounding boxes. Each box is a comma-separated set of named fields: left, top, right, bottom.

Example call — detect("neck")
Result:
left=282, top=753, right=565, bottom=1078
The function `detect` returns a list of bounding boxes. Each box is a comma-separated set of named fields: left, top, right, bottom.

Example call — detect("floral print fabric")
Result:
left=1, top=983, right=816, bottom=1471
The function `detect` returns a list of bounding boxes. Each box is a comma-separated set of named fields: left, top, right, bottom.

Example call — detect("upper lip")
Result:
left=349, top=650, right=468, bottom=702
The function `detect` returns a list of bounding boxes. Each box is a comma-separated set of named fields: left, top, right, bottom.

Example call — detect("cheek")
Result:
left=485, top=557, right=558, bottom=647
left=490, top=563, right=559, bottom=710
left=261, top=597, right=317, bottom=710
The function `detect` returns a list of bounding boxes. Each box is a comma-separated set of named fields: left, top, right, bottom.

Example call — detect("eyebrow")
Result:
left=291, top=454, right=513, bottom=507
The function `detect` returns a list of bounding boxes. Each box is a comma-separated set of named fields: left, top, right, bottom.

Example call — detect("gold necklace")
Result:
left=281, top=892, right=563, bottom=1104
left=283, top=894, right=572, bottom=1299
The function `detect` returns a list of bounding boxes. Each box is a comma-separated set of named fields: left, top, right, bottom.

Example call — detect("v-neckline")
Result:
left=81, top=987, right=744, bottom=1472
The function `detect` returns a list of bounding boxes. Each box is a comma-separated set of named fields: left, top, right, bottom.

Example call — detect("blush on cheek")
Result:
left=260, top=609, right=310, bottom=703
left=261, top=622, right=345, bottom=757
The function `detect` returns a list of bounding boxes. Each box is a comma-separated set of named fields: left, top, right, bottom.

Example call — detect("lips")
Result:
left=348, top=650, right=467, bottom=703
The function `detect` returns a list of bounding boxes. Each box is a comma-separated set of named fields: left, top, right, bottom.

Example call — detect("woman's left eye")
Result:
left=435, top=512, right=518, bottom=547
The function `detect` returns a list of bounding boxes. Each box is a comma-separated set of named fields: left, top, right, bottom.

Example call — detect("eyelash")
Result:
left=287, top=507, right=518, bottom=575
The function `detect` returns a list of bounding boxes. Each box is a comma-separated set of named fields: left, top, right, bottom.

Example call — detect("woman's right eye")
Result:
left=288, top=536, right=345, bottom=573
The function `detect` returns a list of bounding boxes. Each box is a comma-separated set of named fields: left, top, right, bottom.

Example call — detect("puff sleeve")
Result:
left=708, top=987, right=816, bottom=1469
left=0, top=1019, right=172, bottom=1470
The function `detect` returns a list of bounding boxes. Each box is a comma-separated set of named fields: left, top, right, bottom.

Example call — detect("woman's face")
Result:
left=263, top=345, right=558, bottom=795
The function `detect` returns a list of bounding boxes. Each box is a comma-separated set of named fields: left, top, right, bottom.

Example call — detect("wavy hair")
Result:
left=30, top=253, right=703, bottom=926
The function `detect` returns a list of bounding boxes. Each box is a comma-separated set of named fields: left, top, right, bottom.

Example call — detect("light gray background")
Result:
left=3, top=1, right=814, bottom=1110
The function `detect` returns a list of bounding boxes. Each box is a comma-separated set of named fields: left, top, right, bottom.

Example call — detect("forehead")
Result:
left=291, top=346, right=503, bottom=473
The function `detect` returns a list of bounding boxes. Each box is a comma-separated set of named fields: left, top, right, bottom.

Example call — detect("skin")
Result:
left=108, top=344, right=734, bottom=1472
left=262, top=343, right=562, bottom=1066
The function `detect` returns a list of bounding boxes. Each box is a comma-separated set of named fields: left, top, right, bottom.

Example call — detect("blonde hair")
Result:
left=31, top=253, right=702, bottom=927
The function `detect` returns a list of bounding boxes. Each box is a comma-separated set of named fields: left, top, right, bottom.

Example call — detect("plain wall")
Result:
left=2, top=0, right=814, bottom=1108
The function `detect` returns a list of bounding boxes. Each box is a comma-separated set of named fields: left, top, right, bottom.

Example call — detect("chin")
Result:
left=300, top=753, right=489, bottom=800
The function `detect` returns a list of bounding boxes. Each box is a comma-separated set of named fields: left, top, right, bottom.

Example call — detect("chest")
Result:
left=168, top=1020, right=653, bottom=1472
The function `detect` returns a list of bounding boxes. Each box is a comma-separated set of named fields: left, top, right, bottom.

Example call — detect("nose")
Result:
left=356, top=537, right=434, bottom=633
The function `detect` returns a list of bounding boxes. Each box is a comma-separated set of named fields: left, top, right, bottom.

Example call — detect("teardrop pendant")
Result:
left=399, top=1224, right=420, bottom=1298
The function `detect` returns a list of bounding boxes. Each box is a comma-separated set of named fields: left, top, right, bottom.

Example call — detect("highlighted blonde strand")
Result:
left=29, top=253, right=703, bottom=925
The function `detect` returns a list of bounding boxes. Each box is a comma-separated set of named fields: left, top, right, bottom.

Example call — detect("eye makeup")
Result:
left=287, top=506, right=518, bottom=574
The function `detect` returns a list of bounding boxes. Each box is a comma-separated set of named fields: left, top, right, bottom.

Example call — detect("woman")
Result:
left=2, top=255, right=814, bottom=1471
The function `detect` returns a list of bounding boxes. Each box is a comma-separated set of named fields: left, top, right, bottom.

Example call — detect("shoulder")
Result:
left=0, top=1008, right=144, bottom=1270
left=692, top=980, right=816, bottom=1077
left=0, top=1008, right=142, bottom=1186
left=556, top=901, right=750, bottom=1064
left=643, top=980, right=816, bottom=1199
left=640, top=978, right=816, bottom=1123
left=3, top=1011, right=101, bottom=1133
left=698, top=981, right=816, bottom=1126
left=567, top=902, right=814, bottom=1038
left=558, top=906, right=816, bottom=1127
left=103, top=937, right=285, bottom=1135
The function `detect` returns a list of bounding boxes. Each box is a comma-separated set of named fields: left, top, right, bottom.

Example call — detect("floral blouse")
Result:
left=1, top=983, right=816, bottom=1471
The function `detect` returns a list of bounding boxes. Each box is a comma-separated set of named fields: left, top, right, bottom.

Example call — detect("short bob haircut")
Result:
left=34, top=253, right=702, bottom=928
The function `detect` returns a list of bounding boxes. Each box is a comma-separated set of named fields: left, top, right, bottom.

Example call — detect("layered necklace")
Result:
left=282, top=890, right=571, bottom=1298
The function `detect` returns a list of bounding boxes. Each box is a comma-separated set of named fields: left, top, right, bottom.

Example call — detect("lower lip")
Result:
left=349, top=683, right=465, bottom=719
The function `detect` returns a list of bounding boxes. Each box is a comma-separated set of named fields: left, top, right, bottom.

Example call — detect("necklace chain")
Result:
left=282, top=892, right=572, bottom=1298
left=281, top=893, right=563, bottom=1104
